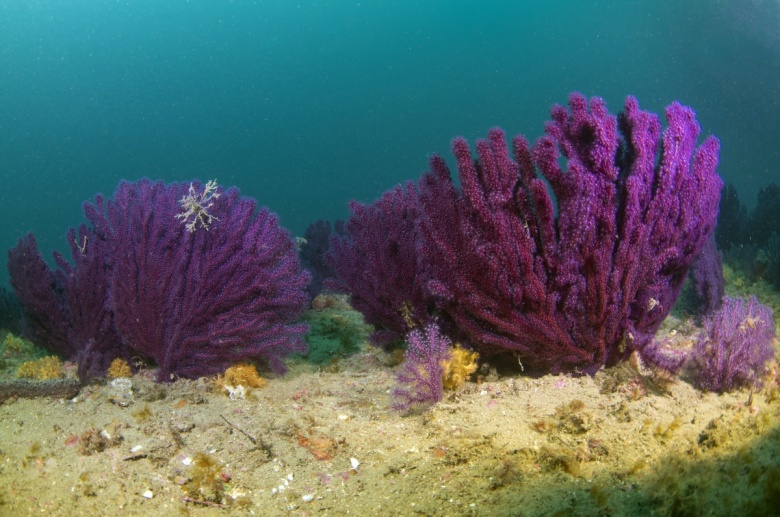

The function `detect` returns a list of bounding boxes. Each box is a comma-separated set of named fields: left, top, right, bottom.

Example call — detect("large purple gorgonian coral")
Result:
left=8, top=178, right=310, bottom=381
left=417, top=93, right=722, bottom=374
left=92, top=179, right=310, bottom=380
left=690, top=296, right=776, bottom=393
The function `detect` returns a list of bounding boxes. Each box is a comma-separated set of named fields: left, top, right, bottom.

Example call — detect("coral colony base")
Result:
left=1, top=93, right=778, bottom=515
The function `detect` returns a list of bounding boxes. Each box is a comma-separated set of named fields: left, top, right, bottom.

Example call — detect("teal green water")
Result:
left=1, top=1, right=778, bottom=269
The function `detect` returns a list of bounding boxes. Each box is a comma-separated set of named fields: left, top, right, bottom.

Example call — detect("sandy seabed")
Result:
left=1, top=323, right=779, bottom=517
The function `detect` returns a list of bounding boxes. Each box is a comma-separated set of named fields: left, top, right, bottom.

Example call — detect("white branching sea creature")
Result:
left=176, top=179, right=221, bottom=232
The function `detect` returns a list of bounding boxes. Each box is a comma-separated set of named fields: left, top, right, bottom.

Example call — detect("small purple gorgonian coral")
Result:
left=392, top=323, right=452, bottom=412
left=690, top=296, right=776, bottom=393
left=176, top=179, right=221, bottom=232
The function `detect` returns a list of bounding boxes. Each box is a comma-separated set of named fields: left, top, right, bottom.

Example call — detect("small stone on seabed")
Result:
left=142, top=490, right=153, bottom=499
left=302, top=494, right=315, bottom=502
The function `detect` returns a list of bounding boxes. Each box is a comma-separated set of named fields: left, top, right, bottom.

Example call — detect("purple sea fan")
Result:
left=327, top=182, right=429, bottom=347
left=690, top=296, right=776, bottom=393
left=299, top=219, right=344, bottom=299
left=392, top=323, right=452, bottom=412
left=7, top=224, right=126, bottom=381
left=87, top=179, right=311, bottom=381
left=7, top=233, right=74, bottom=357
left=417, top=93, right=722, bottom=374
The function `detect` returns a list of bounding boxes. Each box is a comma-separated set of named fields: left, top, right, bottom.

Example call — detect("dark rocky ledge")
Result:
left=0, top=378, right=83, bottom=403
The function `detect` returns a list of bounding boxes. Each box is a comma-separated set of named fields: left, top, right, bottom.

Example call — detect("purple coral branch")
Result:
left=690, top=233, right=725, bottom=316
left=7, top=223, right=125, bottom=381
left=326, top=182, right=428, bottom=346
left=7, top=233, right=74, bottom=357
left=55, top=218, right=126, bottom=381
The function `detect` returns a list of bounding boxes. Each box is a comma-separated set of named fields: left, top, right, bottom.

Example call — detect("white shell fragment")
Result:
left=350, top=457, right=360, bottom=470
left=142, top=490, right=153, bottom=499
left=110, top=377, right=133, bottom=390
left=108, top=377, right=134, bottom=407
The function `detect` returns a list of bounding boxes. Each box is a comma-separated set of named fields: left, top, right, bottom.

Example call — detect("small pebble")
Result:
left=302, top=493, right=315, bottom=503
left=142, top=490, right=153, bottom=499
left=350, top=457, right=360, bottom=470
